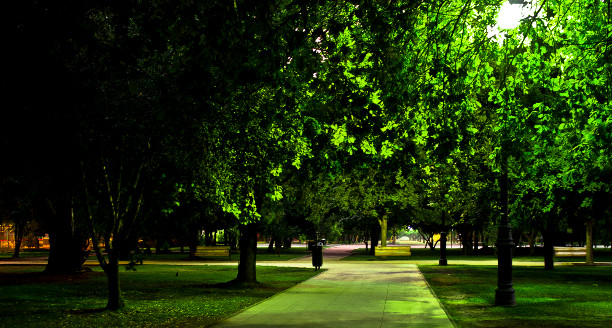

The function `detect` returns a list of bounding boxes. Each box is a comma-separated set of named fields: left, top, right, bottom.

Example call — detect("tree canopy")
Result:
left=2, top=0, right=611, bottom=308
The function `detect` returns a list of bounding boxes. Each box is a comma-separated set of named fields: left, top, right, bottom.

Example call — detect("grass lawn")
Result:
left=133, top=246, right=310, bottom=262
left=0, top=264, right=321, bottom=327
left=343, top=247, right=506, bottom=264
left=251, top=246, right=311, bottom=261
left=0, top=250, right=49, bottom=258
left=343, top=246, right=612, bottom=265
left=420, top=264, right=612, bottom=327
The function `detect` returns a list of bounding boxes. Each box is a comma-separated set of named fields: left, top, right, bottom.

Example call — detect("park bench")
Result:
left=375, top=245, right=412, bottom=259
left=553, top=246, right=586, bottom=259
left=194, top=246, right=231, bottom=259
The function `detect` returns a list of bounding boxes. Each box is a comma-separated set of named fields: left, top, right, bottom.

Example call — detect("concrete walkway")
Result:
left=212, top=245, right=454, bottom=328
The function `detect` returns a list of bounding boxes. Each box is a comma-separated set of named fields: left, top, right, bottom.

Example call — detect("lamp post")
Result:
left=439, top=231, right=447, bottom=266
left=494, top=9, right=519, bottom=305
left=312, top=231, right=322, bottom=270
left=495, top=170, right=516, bottom=306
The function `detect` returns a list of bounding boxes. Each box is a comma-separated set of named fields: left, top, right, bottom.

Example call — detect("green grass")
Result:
left=0, top=264, right=321, bottom=327
left=0, top=250, right=50, bottom=258
left=343, top=246, right=612, bottom=265
left=420, top=264, right=612, bottom=327
left=343, top=247, right=500, bottom=264
left=143, top=246, right=310, bottom=262
left=254, top=246, right=311, bottom=261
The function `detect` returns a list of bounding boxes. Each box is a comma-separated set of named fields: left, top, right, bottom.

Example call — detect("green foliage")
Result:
left=493, top=0, right=612, bottom=236
left=4, top=0, right=612, bottom=307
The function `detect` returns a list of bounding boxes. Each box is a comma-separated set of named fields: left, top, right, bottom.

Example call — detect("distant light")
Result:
left=497, top=2, right=524, bottom=30
left=488, top=0, right=535, bottom=40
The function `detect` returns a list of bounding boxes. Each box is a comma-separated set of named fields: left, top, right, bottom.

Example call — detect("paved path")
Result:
left=212, top=245, right=454, bottom=328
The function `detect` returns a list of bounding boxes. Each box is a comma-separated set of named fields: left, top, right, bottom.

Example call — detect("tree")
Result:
left=0, top=178, right=34, bottom=258
left=498, top=0, right=612, bottom=268
left=2, top=1, right=102, bottom=274
left=4, top=0, right=611, bottom=310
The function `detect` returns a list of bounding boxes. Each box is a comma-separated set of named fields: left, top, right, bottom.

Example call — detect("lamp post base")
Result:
left=495, top=288, right=516, bottom=307
left=439, top=231, right=447, bottom=266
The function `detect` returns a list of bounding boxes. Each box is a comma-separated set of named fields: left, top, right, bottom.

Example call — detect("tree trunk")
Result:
left=420, top=232, right=434, bottom=249
left=473, top=230, right=479, bottom=254
left=283, top=237, right=292, bottom=249
left=235, top=222, right=258, bottom=284
left=45, top=200, right=87, bottom=274
left=188, top=226, right=200, bottom=259
left=543, top=227, right=555, bottom=270
left=105, top=248, right=125, bottom=310
left=119, top=236, right=137, bottom=261
left=275, top=237, right=281, bottom=256
left=369, top=226, right=379, bottom=255
left=229, top=229, right=238, bottom=251
left=267, top=237, right=275, bottom=253
left=460, top=228, right=473, bottom=256
left=527, top=228, right=536, bottom=256
left=12, top=220, right=24, bottom=258
left=585, top=219, right=594, bottom=265
left=378, top=213, right=388, bottom=247
left=189, top=244, right=197, bottom=259
left=204, top=230, right=213, bottom=246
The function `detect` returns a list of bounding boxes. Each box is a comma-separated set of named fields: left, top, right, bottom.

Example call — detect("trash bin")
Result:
left=321, top=238, right=326, bottom=246
left=312, top=245, right=323, bottom=270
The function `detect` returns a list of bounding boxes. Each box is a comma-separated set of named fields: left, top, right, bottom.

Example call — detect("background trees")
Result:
left=2, top=0, right=611, bottom=309
left=498, top=0, right=612, bottom=267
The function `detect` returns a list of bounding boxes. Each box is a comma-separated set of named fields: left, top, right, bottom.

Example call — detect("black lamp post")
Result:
left=439, top=231, right=447, bottom=266
left=495, top=15, right=519, bottom=305
left=312, top=231, right=323, bottom=270
left=495, top=169, right=516, bottom=306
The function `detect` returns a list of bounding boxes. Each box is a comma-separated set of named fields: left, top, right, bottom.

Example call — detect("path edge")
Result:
left=416, top=264, right=458, bottom=328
